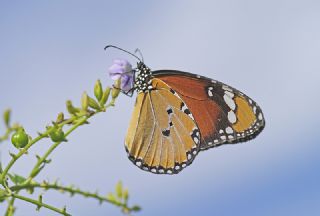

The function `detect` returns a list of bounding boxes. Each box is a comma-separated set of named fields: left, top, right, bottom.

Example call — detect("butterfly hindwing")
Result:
left=125, top=78, right=200, bottom=174
left=153, top=70, right=265, bottom=150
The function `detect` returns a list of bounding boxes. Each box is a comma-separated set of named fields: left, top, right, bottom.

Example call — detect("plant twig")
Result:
left=11, top=193, right=71, bottom=216
left=5, top=197, right=15, bottom=216
left=1, top=115, right=85, bottom=184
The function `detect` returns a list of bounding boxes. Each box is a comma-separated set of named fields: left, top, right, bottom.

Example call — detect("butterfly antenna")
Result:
left=134, top=48, right=144, bottom=62
left=104, top=45, right=142, bottom=62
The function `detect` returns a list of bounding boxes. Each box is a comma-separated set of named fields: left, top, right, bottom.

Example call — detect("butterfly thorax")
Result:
left=134, top=62, right=154, bottom=93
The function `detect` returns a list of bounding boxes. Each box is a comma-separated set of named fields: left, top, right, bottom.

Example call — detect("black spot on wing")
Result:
left=162, top=129, right=170, bottom=137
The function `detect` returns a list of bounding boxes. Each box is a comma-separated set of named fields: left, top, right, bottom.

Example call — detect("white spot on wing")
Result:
left=222, top=85, right=233, bottom=92
left=226, top=126, right=233, bottom=134
left=224, top=94, right=236, bottom=110
left=258, top=113, right=263, bottom=120
left=228, top=111, right=237, bottom=124
left=225, top=91, right=234, bottom=98
left=208, top=87, right=214, bottom=97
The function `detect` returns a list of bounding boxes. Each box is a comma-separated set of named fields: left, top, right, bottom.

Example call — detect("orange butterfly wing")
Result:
left=154, top=70, right=265, bottom=150
left=125, top=78, right=200, bottom=174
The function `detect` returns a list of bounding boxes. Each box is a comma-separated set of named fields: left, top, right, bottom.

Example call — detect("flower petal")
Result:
left=121, top=74, right=134, bottom=91
left=108, top=58, right=134, bottom=91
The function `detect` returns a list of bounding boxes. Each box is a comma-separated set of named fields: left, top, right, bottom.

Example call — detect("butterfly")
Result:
left=106, top=45, right=265, bottom=175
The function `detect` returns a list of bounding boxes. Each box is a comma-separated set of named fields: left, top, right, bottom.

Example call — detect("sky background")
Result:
left=0, top=0, right=320, bottom=215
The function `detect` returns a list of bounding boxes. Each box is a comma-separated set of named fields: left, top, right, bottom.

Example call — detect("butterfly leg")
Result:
left=112, top=85, right=135, bottom=97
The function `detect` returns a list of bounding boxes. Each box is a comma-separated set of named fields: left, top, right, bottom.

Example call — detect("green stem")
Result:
left=26, top=102, right=115, bottom=181
left=11, top=182, right=114, bottom=205
left=2, top=94, right=119, bottom=214
left=11, top=193, right=71, bottom=216
left=0, top=116, right=82, bottom=184
left=5, top=197, right=15, bottom=216
left=0, top=133, right=47, bottom=183
left=27, top=114, right=93, bottom=181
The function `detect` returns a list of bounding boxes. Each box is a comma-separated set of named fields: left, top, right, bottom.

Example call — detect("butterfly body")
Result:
left=124, top=62, right=265, bottom=175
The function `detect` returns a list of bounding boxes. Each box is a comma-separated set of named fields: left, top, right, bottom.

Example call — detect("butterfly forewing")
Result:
left=153, top=70, right=265, bottom=150
left=125, top=78, right=200, bottom=174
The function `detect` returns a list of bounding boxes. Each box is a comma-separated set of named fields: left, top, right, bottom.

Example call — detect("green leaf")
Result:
left=8, top=173, right=27, bottom=184
left=131, top=205, right=141, bottom=212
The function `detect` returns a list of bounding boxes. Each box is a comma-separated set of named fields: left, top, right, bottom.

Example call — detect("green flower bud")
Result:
left=66, top=100, right=80, bottom=115
left=88, top=96, right=101, bottom=110
left=116, top=181, right=123, bottom=198
left=123, top=188, right=129, bottom=202
left=49, top=127, right=66, bottom=142
left=94, top=79, right=103, bottom=101
left=111, top=79, right=121, bottom=100
left=100, top=87, right=111, bottom=106
left=3, top=109, right=11, bottom=128
left=81, top=92, right=89, bottom=111
left=56, top=112, right=64, bottom=123
left=11, top=128, right=29, bottom=148
left=106, top=193, right=118, bottom=204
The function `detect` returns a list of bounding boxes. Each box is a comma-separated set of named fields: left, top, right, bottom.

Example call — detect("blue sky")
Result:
left=1, top=1, right=320, bottom=215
